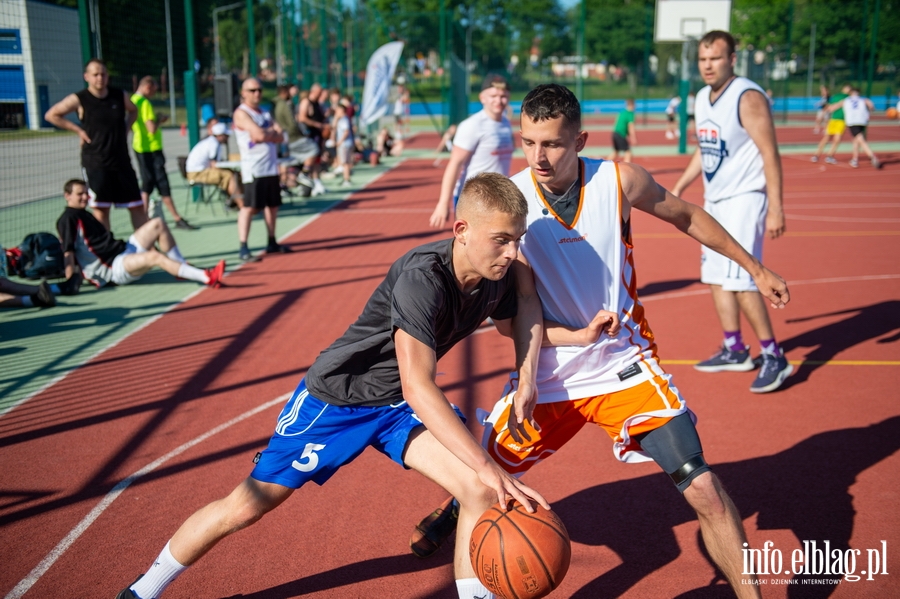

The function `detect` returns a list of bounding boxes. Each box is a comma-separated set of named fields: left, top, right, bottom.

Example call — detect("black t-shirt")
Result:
left=76, top=87, right=131, bottom=170
left=56, top=206, right=126, bottom=265
left=306, top=239, right=518, bottom=407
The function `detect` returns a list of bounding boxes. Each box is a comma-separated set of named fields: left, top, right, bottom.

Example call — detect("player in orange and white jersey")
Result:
left=412, top=84, right=791, bottom=599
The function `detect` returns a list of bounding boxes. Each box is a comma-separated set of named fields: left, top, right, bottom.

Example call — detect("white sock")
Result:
left=130, top=542, right=187, bottom=599
left=166, top=246, right=185, bottom=263
left=177, top=262, right=209, bottom=284
left=128, top=234, right=148, bottom=253
left=456, top=578, right=494, bottom=599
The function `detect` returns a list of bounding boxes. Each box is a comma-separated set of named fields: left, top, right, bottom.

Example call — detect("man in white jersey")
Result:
left=233, top=78, right=292, bottom=261
left=411, top=83, right=791, bottom=598
left=828, top=87, right=880, bottom=169
left=428, top=74, right=515, bottom=228
left=672, top=30, right=792, bottom=393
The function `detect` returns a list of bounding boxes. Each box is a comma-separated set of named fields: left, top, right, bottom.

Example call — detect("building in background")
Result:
left=0, top=0, right=82, bottom=130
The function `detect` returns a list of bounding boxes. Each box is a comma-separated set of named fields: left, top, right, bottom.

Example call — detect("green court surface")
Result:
left=0, top=162, right=395, bottom=414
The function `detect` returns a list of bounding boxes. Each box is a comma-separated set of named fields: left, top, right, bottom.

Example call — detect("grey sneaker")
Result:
left=872, top=157, right=881, bottom=169
left=750, top=352, right=793, bottom=393
left=849, top=159, right=859, bottom=168
left=694, top=346, right=755, bottom=373
left=825, top=156, right=838, bottom=165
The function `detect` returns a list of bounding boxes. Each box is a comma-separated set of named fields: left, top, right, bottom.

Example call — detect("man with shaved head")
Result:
left=232, top=78, right=291, bottom=261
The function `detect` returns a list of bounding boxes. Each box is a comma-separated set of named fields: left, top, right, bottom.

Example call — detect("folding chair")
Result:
left=177, top=156, right=231, bottom=215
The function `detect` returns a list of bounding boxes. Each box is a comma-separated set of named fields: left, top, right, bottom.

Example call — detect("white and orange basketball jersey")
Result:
left=512, top=158, right=667, bottom=403
left=695, top=77, right=768, bottom=202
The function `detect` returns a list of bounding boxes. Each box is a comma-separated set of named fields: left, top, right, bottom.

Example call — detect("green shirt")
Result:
left=829, top=93, right=848, bottom=121
left=131, top=93, right=163, bottom=153
left=613, top=109, right=634, bottom=137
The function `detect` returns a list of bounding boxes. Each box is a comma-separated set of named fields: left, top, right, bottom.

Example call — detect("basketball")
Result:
left=469, top=500, right=571, bottom=599
left=887, top=107, right=899, bottom=120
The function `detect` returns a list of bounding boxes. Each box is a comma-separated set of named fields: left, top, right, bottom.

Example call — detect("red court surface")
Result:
left=1, top=150, right=898, bottom=599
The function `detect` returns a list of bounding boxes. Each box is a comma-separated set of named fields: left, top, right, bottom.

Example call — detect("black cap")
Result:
left=481, top=74, right=509, bottom=91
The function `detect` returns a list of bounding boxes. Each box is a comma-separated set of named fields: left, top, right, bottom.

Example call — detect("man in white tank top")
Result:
left=232, top=78, right=292, bottom=261
left=428, top=75, right=515, bottom=228
left=672, top=31, right=793, bottom=394
left=412, top=84, right=791, bottom=598
left=827, top=87, right=880, bottom=169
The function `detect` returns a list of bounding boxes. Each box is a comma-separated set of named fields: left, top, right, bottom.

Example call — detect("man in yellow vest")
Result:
left=132, top=76, right=198, bottom=230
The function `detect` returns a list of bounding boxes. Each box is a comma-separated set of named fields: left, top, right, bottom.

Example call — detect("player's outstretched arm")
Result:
left=396, top=329, right=549, bottom=511
left=429, top=145, right=473, bottom=228
left=496, top=259, right=544, bottom=444
left=623, top=162, right=790, bottom=309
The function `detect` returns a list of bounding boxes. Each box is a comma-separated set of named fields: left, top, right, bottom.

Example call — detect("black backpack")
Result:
left=17, top=232, right=66, bottom=279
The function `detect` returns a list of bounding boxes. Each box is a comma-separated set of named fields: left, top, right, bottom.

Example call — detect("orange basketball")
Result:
left=469, top=500, right=571, bottom=599
left=887, top=107, right=899, bottom=120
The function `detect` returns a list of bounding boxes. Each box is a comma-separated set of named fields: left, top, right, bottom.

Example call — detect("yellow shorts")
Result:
left=826, top=119, right=846, bottom=136
left=483, top=374, right=685, bottom=475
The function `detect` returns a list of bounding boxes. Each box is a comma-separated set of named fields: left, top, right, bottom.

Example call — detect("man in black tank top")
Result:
left=45, top=58, right=146, bottom=231
left=297, top=83, right=328, bottom=196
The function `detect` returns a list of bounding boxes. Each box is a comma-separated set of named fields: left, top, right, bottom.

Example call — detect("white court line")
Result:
left=3, top=392, right=292, bottom=599
left=640, top=273, right=900, bottom=303
left=783, top=203, right=900, bottom=209
left=3, top=163, right=403, bottom=596
left=785, top=214, right=900, bottom=223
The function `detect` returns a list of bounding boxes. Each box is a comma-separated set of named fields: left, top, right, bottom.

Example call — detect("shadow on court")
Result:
left=779, top=300, right=900, bottom=388
left=551, top=416, right=900, bottom=599
left=638, top=278, right=699, bottom=297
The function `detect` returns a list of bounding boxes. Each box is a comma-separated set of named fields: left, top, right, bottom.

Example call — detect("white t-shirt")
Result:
left=452, top=109, right=515, bottom=193
left=335, top=115, right=353, bottom=147
left=695, top=77, right=768, bottom=202
left=842, top=94, right=870, bottom=126
left=665, top=97, right=681, bottom=115
left=185, top=135, right=225, bottom=172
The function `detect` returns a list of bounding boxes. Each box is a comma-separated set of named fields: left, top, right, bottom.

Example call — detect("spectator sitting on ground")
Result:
left=0, top=277, right=56, bottom=309
left=57, top=179, right=225, bottom=289
left=185, top=122, right=243, bottom=208
left=376, top=127, right=403, bottom=157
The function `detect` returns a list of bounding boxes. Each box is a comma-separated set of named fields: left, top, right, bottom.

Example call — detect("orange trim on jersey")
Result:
left=613, top=161, right=633, bottom=249
left=529, top=159, right=585, bottom=231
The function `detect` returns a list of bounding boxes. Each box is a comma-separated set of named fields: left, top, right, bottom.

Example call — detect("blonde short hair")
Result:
left=456, top=172, right=527, bottom=220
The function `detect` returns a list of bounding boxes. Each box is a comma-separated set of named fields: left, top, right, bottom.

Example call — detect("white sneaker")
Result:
left=340, top=179, right=353, bottom=188
left=849, top=159, right=859, bottom=168
left=810, top=156, right=819, bottom=163
left=665, top=131, right=674, bottom=140
left=312, top=180, right=327, bottom=196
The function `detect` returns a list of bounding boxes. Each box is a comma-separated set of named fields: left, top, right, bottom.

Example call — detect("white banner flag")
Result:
left=359, top=41, right=404, bottom=128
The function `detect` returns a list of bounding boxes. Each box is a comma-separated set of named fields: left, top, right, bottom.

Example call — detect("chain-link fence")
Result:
left=2, top=0, right=898, bottom=254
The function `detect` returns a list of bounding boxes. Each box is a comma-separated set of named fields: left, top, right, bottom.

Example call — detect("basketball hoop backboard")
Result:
left=654, top=0, right=732, bottom=43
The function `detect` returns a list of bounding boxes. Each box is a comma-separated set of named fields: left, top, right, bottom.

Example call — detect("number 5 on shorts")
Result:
left=291, top=443, right=327, bottom=472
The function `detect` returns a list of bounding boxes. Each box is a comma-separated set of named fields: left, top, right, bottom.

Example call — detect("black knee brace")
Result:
left=634, top=411, right=711, bottom=493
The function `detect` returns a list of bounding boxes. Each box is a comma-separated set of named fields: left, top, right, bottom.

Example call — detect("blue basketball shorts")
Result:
left=250, top=378, right=466, bottom=488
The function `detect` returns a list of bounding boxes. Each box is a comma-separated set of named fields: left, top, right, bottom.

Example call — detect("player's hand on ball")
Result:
left=477, top=463, right=549, bottom=513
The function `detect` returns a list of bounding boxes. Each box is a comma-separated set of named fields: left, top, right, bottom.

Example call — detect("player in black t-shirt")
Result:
left=117, top=173, right=549, bottom=599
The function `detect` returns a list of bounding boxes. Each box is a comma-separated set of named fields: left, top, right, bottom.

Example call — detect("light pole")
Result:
left=214, top=2, right=244, bottom=75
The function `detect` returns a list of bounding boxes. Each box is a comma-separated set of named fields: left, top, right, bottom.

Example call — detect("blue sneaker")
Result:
left=751, top=352, right=793, bottom=393
left=239, top=247, right=252, bottom=262
left=694, top=346, right=755, bottom=373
